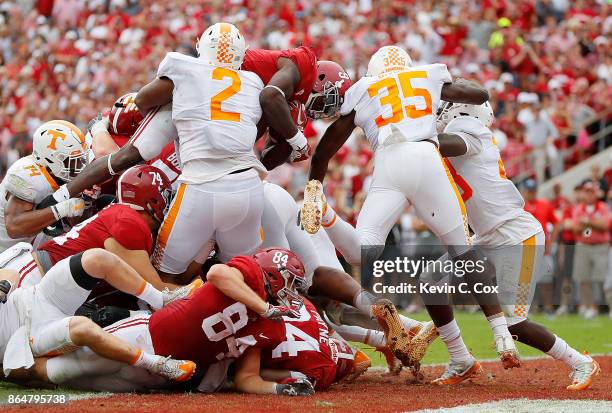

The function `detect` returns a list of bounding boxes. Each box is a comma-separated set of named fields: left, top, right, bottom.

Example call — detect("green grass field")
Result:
left=1, top=311, right=610, bottom=403
left=360, top=311, right=612, bottom=367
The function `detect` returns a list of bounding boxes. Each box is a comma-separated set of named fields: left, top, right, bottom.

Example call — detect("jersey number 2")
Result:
left=211, top=67, right=241, bottom=122
left=367, top=71, right=432, bottom=128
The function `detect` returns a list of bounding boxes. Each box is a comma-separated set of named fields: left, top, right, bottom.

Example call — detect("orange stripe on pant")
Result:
left=152, top=183, right=187, bottom=268
left=514, top=235, right=536, bottom=317
left=437, top=151, right=470, bottom=242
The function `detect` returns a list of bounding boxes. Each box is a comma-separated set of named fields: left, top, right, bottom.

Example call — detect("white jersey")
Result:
left=261, top=183, right=321, bottom=287
left=157, top=52, right=266, bottom=183
left=443, top=117, right=541, bottom=245
left=0, top=156, right=60, bottom=253
left=340, top=64, right=451, bottom=150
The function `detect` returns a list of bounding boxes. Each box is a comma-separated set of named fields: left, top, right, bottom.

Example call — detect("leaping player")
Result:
left=301, top=45, right=520, bottom=378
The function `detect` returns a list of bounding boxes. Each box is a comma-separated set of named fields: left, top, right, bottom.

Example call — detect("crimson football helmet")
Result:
left=116, top=165, right=172, bottom=222
left=305, top=61, right=352, bottom=119
left=109, top=93, right=144, bottom=136
left=253, top=247, right=306, bottom=309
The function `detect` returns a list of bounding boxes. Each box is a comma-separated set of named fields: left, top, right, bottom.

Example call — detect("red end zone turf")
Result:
left=7, top=356, right=610, bottom=413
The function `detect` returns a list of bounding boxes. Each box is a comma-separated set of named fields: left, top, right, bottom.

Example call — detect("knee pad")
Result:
left=70, top=253, right=99, bottom=291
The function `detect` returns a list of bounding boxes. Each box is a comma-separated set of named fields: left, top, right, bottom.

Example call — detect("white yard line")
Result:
left=411, top=398, right=612, bottom=413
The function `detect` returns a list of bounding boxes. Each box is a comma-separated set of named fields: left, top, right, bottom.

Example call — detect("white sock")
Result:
left=437, top=319, right=472, bottom=363
left=137, top=282, right=163, bottom=310
left=364, top=329, right=387, bottom=348
left=487, top=313, right=511, bottom=338
left=131, top=349, right=161, bottom=369
left=546, top=335, right=591, bottom=368
left=323, top=212, right=362, bottom=264
left=353, top=290, right=375, bottom=318
left=399, top=314, right=422, bottom=331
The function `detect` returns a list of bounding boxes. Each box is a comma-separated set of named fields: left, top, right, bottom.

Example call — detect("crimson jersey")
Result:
left=38, top=204, right=153, bottom=265
left=260, top=298, right=338, bottom=390
left=148, top=256, right=284, bottom=368
left=148, top=143, right=181, bottom=189
left=243, top=46, right=317, bottom=104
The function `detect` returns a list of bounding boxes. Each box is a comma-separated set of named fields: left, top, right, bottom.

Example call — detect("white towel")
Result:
left=3, top=325, right=34, bottom=376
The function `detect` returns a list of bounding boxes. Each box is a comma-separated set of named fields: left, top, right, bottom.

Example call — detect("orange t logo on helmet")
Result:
left=46, top=129, right=67, bottom=151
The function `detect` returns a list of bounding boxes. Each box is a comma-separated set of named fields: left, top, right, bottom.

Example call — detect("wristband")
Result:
left=52, top=184, right=70, bottom=203
left=50, top=204, right=61, bottom=220
left=263, top=85, right=286, bottom=99
left=286, top=130, right=307, bottom=151
left=107, top=153, right=117, bottom=176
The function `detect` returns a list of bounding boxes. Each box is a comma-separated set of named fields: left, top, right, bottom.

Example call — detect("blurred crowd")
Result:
left=0, top=1, right=611, bottom=315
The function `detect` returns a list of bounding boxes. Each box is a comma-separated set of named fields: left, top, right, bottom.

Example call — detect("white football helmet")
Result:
left=196, top=22, right=247, bottom=70
left=32, top=120, right=89, bottom=182
left=436, top=101, right=495, bottom=132
left=367, top=45, right=413, bottom=76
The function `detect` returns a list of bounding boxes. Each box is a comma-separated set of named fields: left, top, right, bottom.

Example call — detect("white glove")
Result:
left=51, top=198, right=86, bottom=220
left=89, top=113, right=110, bottom=137
left=286, top=130, right=308, bottom=152
left=51, top=184, right=71, bottom=203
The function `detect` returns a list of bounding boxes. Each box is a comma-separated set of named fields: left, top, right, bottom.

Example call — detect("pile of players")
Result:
left=0, top=21, right=600, bottom=396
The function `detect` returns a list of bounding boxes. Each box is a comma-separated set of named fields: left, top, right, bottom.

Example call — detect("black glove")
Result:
left=37, top=193, right=59, bottom=210
left=273, top=378, right=315, bottom=396
left=0, top=279, right=12, bottom=304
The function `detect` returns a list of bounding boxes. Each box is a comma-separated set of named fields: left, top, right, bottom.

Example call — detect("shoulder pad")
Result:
left=5, top=172, right=36, bottom=203
left=445, top=116, right=491, bottom=140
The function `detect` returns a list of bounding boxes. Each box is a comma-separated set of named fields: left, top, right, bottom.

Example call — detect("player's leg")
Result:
left=320, top=204, right=362, bottom=265
left=495, top=231, right=599, bottom=389
left=153, top=182, right=216, bottom=280
left=213, top=170, right=264, bottom=261
left=29, top=257, right=196, bottom=382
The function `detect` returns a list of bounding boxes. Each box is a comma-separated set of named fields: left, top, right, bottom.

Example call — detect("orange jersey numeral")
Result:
left=367, top=71, right=433, bottom=128
left=443, top=158, right=473, bottom=202
left=23, top=165, right=41, bottom=177
left=210, top=67, right=241, bottom=122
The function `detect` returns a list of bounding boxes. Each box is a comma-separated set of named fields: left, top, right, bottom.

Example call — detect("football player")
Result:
left=35, top=31, right=351, bottom=232
left=0, top=120, right=88, bottom=254
left=0, top=165, right=180, bottom=291
left=15, top=248, right=314, bottom=396
left=0, top=247, right=197, bottom=386
left=260, top=296, right=358, bottom=390
left=301, top=45, right=518, bottom=374
left=261, top=182, right=435, bottom=373
left=88, top=93, right=181, bottom=192
left=434, top=101, right=600, bottom=390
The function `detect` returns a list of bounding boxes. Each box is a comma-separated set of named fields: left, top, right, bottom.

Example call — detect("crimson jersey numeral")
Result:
left=201, top=302, right=255, bottom=360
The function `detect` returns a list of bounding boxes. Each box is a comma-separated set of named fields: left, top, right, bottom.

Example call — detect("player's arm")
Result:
left=259, top=59, right=310, bottom=159
left=437, top=133, right=468, bottom=157
left=309, top=111, right=357, bottom=182
left=5, top=195, right=83, bottom=238
left=207, top=264, right=297, bottom=319
left=259, top=58, right=300, bottom=140
left=235, top=348, right=315, bottom=396
left=103, top=237, right=176, bottom=290
left=134, top=77, right=174, bottom=112
left=36, top=144, right=144, bottom=208
left=441, top=79, right=489, bottom=105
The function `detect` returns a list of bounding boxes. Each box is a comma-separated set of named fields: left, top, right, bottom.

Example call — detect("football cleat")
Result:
left=376, top=346, right=402, bottom=375
left=495, top=334, right=521, bottom=369
left=371, top=299, right=419, bottom=367
left=407, top=321, right=438, bottom=368
left=300, top=180, right=324, bottom=234
left=151, top=356, right=196, bottom=382
left=567, top=358, right=600, bottom=391
left=344, top=349, right=372, bottom=382
left=432, top=358, right=483, bottom=385
left=162, top=279, right=203, bottom=306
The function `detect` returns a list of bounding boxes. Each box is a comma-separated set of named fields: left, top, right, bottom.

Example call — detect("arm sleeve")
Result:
left=339, top=80, right=363, bottom=116
left=5, top=173, right=36, bottom=203
left=157, top=52, right=181, bottom=80
left=280, top=46, right=316, bottom=77
left=444, top=117, right=490, bottom=156
left=226, top=256, right=266, bottom=299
